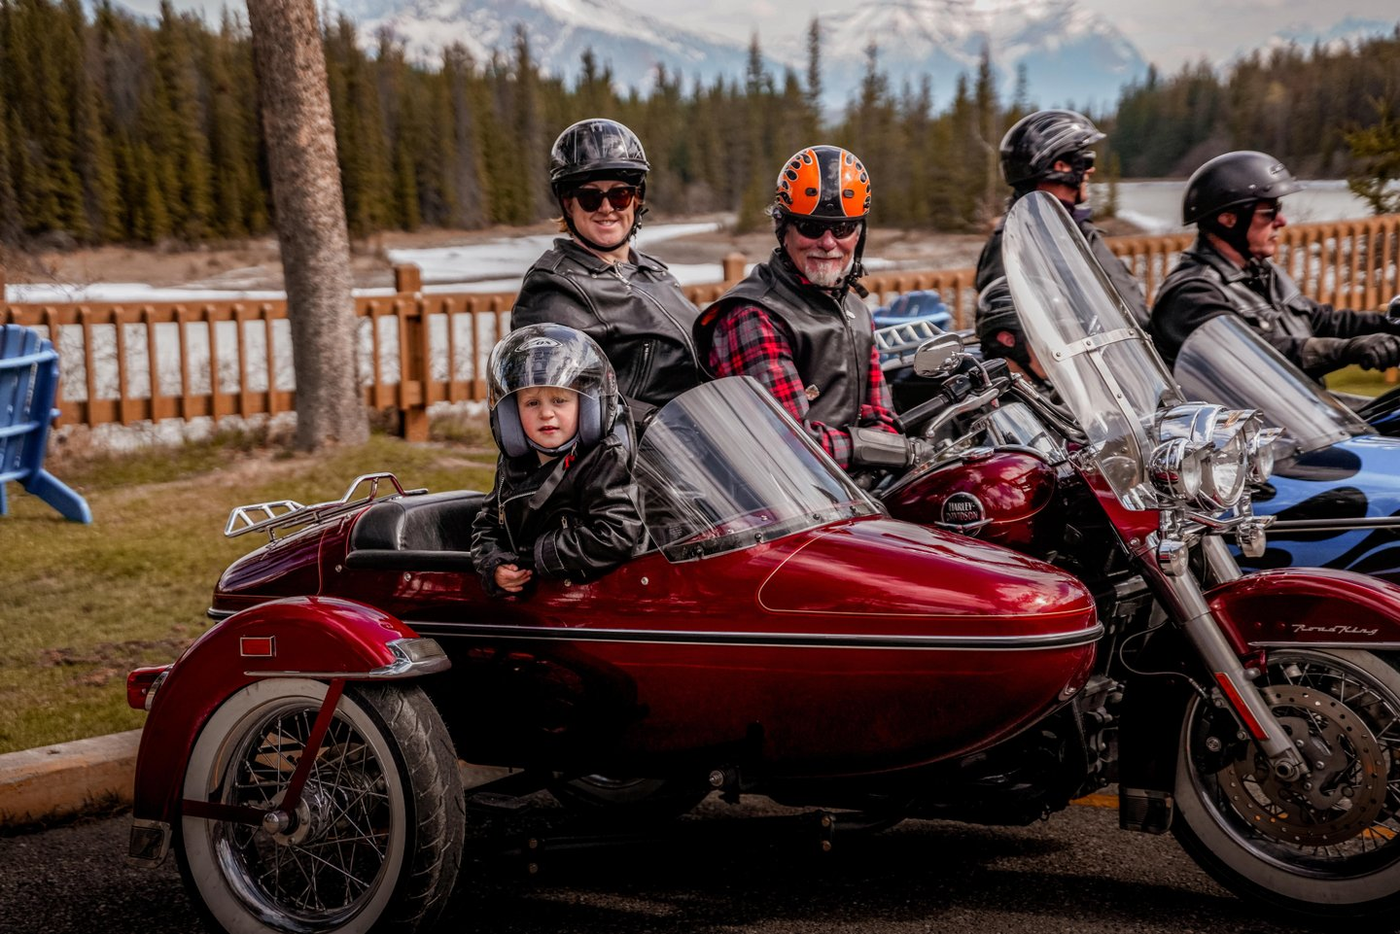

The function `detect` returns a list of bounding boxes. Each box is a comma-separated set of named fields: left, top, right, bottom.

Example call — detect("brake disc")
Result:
left=1214, top=684, right=1388, bottom=847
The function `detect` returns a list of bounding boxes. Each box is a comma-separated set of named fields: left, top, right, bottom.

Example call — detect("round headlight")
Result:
left=1202, top=426, right=1248, bottom=508
left=1149, top=437, right=1204, bottom=501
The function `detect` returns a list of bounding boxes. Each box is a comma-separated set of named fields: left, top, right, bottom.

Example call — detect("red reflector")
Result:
left=126, top=666, right=168, bottom=710
left=240, top=636, right=276, bottom=658
left=1213, top=672, right=1269, bottom=741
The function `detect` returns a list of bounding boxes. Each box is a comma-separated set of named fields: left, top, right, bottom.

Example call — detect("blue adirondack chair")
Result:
left=0, top=324, right=92, bottom=522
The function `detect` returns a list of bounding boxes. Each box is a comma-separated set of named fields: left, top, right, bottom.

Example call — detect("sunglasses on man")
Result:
left=569, top=186, right=639, bottom=212
left=1253, top=200, right=1282, bottom=223
left=791, top=218, right=864, bottom=240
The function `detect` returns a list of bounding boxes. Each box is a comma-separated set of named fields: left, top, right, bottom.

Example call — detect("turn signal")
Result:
left=127, top=666, right=170, bottom=711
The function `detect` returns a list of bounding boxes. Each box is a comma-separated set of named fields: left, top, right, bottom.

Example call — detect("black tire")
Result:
left=176, top=679, right=465, bottom=934
left=548, top=774, right=711, bottom=822
left=1174, top=649, right=1400, bottom=925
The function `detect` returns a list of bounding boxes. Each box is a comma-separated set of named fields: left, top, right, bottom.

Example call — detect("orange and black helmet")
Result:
left=773, top=146, right=872, bottom=221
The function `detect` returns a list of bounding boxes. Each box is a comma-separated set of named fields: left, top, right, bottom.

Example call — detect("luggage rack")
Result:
left=876, top=319, right=971, bottom=369
left=224, top=472, right=428, bottom=542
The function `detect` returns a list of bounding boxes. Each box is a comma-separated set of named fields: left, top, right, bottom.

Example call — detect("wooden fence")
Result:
left=1, top=214, right=1397, bottom=440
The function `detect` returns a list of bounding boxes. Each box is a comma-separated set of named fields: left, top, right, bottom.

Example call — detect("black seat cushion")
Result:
left=346, top=490, right=486, bottom=571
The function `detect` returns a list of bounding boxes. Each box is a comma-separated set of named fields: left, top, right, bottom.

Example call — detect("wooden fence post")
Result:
left=393, top=264, right=429, bottom=442
left=722, top=253, right=746, bottom=284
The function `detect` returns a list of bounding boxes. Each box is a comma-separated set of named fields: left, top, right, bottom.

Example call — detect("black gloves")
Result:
left=1300, top=334, right=1400, bottom=373
left=849, top=426, right=934, bottom=469
left=1345, top=333, right=1400, bottom=370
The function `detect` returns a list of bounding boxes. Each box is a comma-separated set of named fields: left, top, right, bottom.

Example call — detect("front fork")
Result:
left=1145, top=534, right=1309, bottom=781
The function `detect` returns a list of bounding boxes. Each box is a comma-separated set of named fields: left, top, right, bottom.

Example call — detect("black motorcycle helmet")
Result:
left=549, top=118, right=651, bottom=252
left=1000, top=110, right=1105, bottom=193
left=488, top=323, right=619, bottom=459
left=1182, top=150, right=1303, bottom=257
left=974, top=277, right=1033, bottom=374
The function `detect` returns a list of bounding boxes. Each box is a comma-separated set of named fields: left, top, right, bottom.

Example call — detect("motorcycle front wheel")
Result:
left=176, top=679, right=465, bottom=934
left=1174, top=649, right=1400, bottom=923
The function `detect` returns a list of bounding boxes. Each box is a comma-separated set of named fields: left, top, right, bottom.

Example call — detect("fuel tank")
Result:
left=881, top=447, right=1063, bottom=554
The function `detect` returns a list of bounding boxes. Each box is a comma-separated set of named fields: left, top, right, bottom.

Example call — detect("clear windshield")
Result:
left=1174, top=315, right=1368, bottom=454
left=634, top=377, right=880, bottom=561
left=1003, top=191, right=1184, bottom=510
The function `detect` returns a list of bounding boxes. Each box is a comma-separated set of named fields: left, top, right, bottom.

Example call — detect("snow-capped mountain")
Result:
left=328, top=0, right=752, bottom=90
left=794, top=0, right=1148, bottom=111
left=329, top=0, right=1147, bottom=112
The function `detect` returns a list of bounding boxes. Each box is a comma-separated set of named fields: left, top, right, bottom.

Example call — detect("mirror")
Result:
left=912, top=332, right=964, bottom=377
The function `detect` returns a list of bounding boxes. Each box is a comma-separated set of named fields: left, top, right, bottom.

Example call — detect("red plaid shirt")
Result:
left=706, top=303, right=899, bottom=469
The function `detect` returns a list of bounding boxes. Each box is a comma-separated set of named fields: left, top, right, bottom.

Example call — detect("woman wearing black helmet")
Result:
left=471, top=323, right=645, bottom=597
left=510, top=118, right=702, bottom=410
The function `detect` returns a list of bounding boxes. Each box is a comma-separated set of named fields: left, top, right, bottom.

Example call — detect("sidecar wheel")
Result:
left=176, top=679, right=464, bottom=934
left=549, top=774, right=711, bottom=822
left=1174, top=649, right=1400, bottom=924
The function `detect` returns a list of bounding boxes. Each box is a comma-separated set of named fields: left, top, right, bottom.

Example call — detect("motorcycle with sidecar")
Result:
left=124, top=191, right=1400, bottom=933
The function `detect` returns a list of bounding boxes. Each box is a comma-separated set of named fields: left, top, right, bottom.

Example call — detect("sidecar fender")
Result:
left=1206, top=566, right=1400, bottom=652
left=132, top=596, right=447, bottom=826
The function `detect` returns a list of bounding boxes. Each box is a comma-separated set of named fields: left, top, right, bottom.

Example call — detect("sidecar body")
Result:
left=130, top=378, right=1100, bottom=836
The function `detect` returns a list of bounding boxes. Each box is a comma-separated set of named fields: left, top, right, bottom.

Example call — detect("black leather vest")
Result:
left=512, top=239, right=702, bottom=408
left=696, top=251, right=875, bottom=428
left=1157, top=238, right=1315, bottom=342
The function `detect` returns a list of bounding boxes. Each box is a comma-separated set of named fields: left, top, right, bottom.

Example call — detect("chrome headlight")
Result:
left=1154, top=403, right=1257, bottom=511
left=1148, top=437, right=1204, bottom=501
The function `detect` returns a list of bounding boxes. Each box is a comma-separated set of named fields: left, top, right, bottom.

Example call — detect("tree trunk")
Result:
left=246, top=0, right=367, bottom=450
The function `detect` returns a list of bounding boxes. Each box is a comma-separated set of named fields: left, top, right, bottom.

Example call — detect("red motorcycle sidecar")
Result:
left=126, top=378, right=1100, bottom=934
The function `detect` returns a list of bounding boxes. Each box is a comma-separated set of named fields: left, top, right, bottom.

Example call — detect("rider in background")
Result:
left=694, top=146, right=926, bottom=473
left=976, top=110, right=1148, bottom=379
left=1150, top=150, right=1400, bottom=379
left=471, top=324, right=644, bottom=597
left=511, top=118, right=702, bottom=410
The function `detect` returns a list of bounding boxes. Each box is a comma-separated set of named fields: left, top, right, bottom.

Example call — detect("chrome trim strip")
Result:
left=1251, top=641, right=1400, bottom=651
left=243, top=637, right=452, bottom=678
left=407, top=621, right=1104, bottom=651
left=207, top=607, right=236, bottom=621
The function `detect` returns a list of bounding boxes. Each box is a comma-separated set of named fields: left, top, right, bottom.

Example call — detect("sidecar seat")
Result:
left=344, top=490, right=485, bottom=571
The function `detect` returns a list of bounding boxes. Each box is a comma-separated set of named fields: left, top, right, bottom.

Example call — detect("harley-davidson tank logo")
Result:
left=940, top=492, right=986, bottom=534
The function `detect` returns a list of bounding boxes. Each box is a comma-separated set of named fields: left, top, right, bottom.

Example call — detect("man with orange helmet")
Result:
left=694, top=145, right=920, bottom=472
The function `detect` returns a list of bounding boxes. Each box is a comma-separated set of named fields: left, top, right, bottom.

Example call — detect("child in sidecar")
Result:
left=471, top=323, right=645, bottom=596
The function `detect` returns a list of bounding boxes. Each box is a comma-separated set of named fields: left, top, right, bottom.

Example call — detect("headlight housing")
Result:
left=1151, top=403, right=1263, bottom=511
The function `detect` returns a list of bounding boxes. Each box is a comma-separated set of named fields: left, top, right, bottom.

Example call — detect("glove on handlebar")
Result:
left=849, top=426, right=933, bottom=469
left=1344, top=333, right=1400, bottom=370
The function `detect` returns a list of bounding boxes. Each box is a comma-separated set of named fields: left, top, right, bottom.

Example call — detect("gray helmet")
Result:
left=1000, top=110, right=1105, bottom=189
left=488, top=323, right=618, bottom=458
left=1182, top=151, right=1304, bottom=226
left=549, top=118, right=649, bottom=195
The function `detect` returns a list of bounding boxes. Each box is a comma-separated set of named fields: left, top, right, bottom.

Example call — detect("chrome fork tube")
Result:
left=1145, top=557, right=1307, bottom=780
left=1200, top=535, right=1243, bottom=585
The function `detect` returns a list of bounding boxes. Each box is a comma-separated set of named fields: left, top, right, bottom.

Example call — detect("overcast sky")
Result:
left=115, top=0, right=1398, bottom=75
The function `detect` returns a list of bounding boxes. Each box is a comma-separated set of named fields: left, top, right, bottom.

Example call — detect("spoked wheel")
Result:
left=1174, top=649, right=1400, bottom=924
left=177, top=679, right=464, bottom=934
left=548, top=774, right=712, bottom=823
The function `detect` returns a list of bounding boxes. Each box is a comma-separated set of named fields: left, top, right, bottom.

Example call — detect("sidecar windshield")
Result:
left=1003, top=192, right=1184, bottom=510
left=1175, top=315, right=1368, bottom=453
left=634, top=377, right=880, bottom=561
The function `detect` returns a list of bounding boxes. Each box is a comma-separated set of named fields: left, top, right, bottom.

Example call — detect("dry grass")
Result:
left=0, top=418, right=497, bottom=755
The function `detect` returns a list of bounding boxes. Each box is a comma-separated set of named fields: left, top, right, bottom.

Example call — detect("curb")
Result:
left=0, top=729, right=140, bottom=828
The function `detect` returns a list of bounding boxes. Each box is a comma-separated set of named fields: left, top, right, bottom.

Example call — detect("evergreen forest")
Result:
left=0, top=0, right=1397, bottom=249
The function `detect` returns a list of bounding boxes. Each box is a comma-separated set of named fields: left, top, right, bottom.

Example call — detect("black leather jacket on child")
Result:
left=470, top=415, right=645, bottom=597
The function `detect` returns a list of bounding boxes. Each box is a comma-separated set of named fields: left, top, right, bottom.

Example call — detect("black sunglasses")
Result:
left=570, top=186, right=638, bottom=212
left=792, top=218, right=863, bottom=240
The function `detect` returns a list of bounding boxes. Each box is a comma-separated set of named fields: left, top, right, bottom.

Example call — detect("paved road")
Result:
left=0, top=798, right=1338, bottom=934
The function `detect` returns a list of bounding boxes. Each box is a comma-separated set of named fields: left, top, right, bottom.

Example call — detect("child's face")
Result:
left=517, top=386, right=580, bottom=450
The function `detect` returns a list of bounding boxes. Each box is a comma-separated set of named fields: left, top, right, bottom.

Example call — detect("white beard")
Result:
left=803, top=253, right=852, bottom=288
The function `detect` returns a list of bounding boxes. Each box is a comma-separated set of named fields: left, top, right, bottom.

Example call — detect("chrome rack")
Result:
left=224, top=472, right=428, bottom=542
left=875, top=321, right=975, bottom=370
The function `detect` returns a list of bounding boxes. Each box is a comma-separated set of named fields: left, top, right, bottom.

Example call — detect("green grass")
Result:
left=0, top=427, right=497, bottom=755
left=1324, top=365, right=1397, bottom=398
